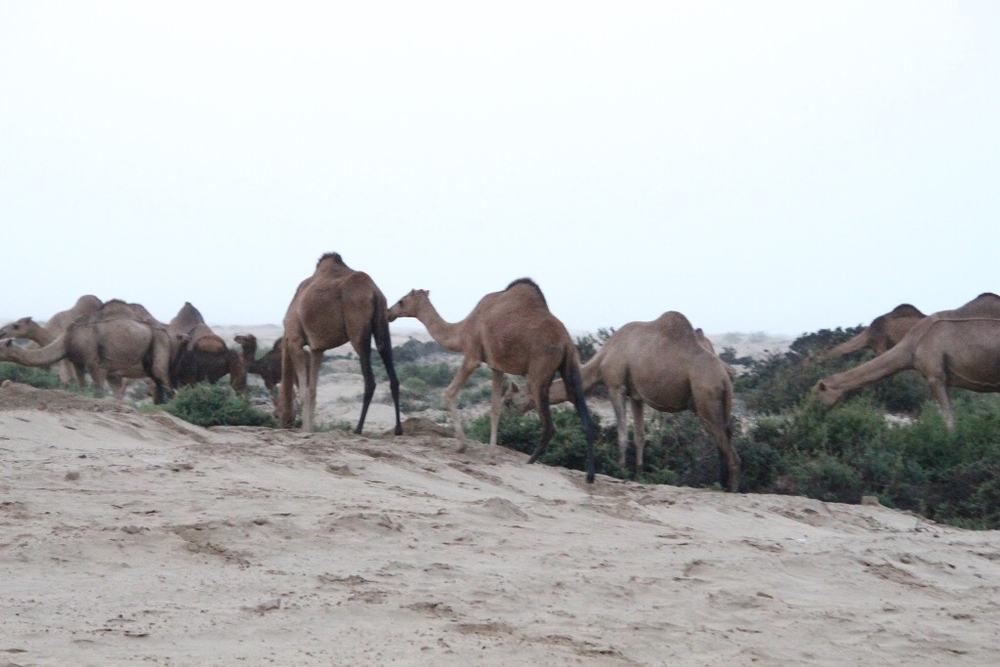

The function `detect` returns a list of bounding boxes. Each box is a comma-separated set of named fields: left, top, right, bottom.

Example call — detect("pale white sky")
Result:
left=2, top=1, right=998, bottom=336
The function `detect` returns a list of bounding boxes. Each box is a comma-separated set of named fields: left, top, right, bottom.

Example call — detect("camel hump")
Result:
left=315, top=252, right=353, bottom=275
left=888, top=304, right=924, bottom=318
left=652, top=311, right=698, bottom=340
left=193, top=333, right=227, bottom=354
left=955, top=293, right=1000, bottom=317
left=504, top=278, right=548, bottom=306
left=178, top=302, right=205, bottom=323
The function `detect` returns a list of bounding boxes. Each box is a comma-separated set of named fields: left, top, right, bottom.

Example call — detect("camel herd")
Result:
left=3, top=252, right=999, bottom=491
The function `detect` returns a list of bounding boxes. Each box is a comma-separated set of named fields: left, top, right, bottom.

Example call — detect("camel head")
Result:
left=502, top=382, right=536, bottom=414
left=234, top=333, right=257, bottom=348
left=387, top=289, right=429, bottom=322
left=0, top=317, right=40, bottom=340
left=812, top=379, right=844, bottom=407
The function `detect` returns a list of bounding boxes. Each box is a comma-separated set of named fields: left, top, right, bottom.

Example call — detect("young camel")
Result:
left=506, top=311, right=739, bottom=491
left=814, top=292, right=1000, bottom=430
left=387, top=279, right=596, bottom=483
left=813, top=303, right=926, bottom=362
left=234, top=334, right=283, bottom=404
left=278, top=253, right=402, bottom=435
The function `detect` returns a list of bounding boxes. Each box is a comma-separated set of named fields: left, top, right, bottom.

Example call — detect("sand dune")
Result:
left=2, top=382, right=999, bottom=665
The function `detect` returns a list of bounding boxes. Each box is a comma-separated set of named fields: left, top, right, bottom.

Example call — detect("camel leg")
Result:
left=489, top=369, right=505, bottom=446
left=72, top=363, right=87, bottom=390
left=444, top=356, right=481, bottom=449
left=609, top=385, right=630, bottom=469
left=527, top=379, right=555, bottom=464
left=87, top=365, right=109, bottom=397
left=353, top=335, right=375, bottom=435
left=695, top=401, right=740, bottom=492
left=374, top=314, right=403, bottom=436
left=278, top=340, right=306, bottom=428
left=558, top=363, right=596, bottom=483
left=303, top=349, right=323, bottom=432
left=630, top=398, right=645, bottom=474
left=926, top=375, right=955, bottom=430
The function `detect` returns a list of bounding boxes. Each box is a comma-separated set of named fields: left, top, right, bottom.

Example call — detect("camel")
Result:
left=814, top=293, right=1000, bottom=430
left=505, top=311, right=739, bottom=491
left=813, top=303, right=926, bottom=362
left=0, top=299, right=174, bottom=403
left=387, top=279, right=596, bottom=483
left=278, top=253, right=402, bottom=435
left=234, top=333, right=283, bottom=403
left=167, top=302, right=247, bottom=392
left=0, top=295, right=103, bottom=384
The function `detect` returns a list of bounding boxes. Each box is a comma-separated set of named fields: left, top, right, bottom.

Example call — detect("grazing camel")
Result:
left=814, top=293, right=1000, bottom=430
left=167, top=302, right=247, bottom=392
left=387, top=280, right=596, bottom=483
left=0, top=299, right=174, bottom=403
left=506, top=311, right=739, bottom=491
left=234, top=333, right=283, bottom=403
left=813, top=304, right=926, bottom=362
left=0, top=295, right=104, bottom=384
left=278, top=252, right=402, bottom=435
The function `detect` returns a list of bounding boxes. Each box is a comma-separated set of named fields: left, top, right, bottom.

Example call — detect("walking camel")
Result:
left=814, top=293, right=1000, bottom=430
left=278, top=253, right=402, bottom=435
left=387, top=280, right=596, bottom=483
left=506, top=311, right=739, bottom=491
left=0, top=299, right=174, bottom=403
left=812, top=303, right=926, bottom=362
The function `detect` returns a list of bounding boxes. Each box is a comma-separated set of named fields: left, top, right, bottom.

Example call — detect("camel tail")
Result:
left=561, top=348, right=596, bottom=484
left=372, top=293, right=403, bottom=435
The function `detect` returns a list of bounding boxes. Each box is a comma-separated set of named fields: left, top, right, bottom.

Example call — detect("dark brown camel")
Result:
left=278, top=253, right=402, bottom=434
left=167, top=302, right=247, bottom=392
left=387, top=279, right=596, bottom=483
left=234, top=333, right=283, bottom=403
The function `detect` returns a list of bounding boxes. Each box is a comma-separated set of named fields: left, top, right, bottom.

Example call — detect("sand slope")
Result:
left=2, top=383, right=999, bottom=666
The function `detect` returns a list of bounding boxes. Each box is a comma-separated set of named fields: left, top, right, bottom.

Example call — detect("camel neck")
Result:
left=415, top=301, right=465, bottom=352
left=824, top=342, right=914, bottom=393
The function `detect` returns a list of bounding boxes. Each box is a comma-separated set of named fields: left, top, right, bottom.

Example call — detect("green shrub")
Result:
left=0, top=361, right=61, bottom=389
left=465, top=408, right=620, bottom=478
left=163, top=383, right=277, bottom=427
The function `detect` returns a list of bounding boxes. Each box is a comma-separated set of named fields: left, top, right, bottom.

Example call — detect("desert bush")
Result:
left=0, top=362, right=61, bottom=389
left=163, top=383, right=277, bottom=427
left=465, top=408, right=622, bottom=479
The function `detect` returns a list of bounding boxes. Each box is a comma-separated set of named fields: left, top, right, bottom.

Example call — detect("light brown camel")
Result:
left=0, top=295, right=103, bottom=384
left=387, top=279, right=596, bottom=483
left=234, top=333, right=283, bottom=403
left=278, top=253, right=402, bottom=435
left=506, top=311, right=739, bottom=491
left=814, top=293, right=1000, bottom=430
left=167, top=302, right=247, bottom=392
left=0, top=313, right=134, bottom=397
left=0, top=299, right=174, bottom=403
left=813, top=303, right=926, bottom=362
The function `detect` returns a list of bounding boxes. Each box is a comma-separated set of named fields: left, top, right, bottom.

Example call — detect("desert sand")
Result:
left=2, top=380, right=1000, bottom=666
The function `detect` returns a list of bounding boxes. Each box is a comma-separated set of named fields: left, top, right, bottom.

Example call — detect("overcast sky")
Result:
left=2, top=1, right=998, bottom=337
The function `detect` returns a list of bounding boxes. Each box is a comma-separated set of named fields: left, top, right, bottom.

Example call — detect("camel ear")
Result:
left=817, top=381, right=827, bottom=391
